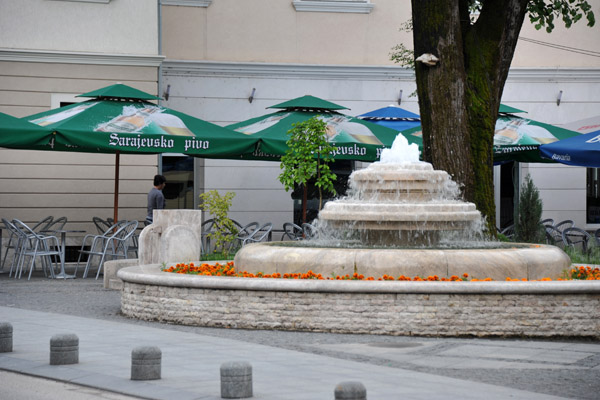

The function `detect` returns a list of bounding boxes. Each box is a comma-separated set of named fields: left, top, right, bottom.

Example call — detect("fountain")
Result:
left=318, top=136, right=482, bottom=247
left=234, top=135, right=570, bottom=280
left=116, top=135, right=599, bottom=339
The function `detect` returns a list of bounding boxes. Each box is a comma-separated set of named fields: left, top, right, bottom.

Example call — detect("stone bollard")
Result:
left=220, top=361, right=253, bottom=399
left=50, top=334, right=79, bottom=365
left=0, top=322, right=13, bottom=352
left=334, top=381, right=367, bottom=400
left=131, top=346, right=161, bottom=380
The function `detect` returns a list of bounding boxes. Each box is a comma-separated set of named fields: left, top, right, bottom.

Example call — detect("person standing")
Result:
left=146, top=174, right=166, bottom=224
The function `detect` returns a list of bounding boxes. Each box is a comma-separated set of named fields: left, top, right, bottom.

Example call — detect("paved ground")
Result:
left=0, top=266, right=599, bottom=399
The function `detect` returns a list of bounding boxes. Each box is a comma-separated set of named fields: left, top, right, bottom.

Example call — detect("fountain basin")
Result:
left=118, top=264, right=600, bottom=338
left=234, top=242, right=571, bottom=281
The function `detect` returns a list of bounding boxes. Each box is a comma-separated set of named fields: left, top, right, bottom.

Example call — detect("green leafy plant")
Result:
left=514, top=174, right=545, bottom=243
left=278, top=116, right=337, bottom=222
left=564, top=246, right=600, bottom=265
left=199, top=190, right=237, bottom=256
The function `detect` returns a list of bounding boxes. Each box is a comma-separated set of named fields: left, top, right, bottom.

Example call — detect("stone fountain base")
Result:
left=117, top=264, right=600, bottom=339
left=233, top=242, right=571, bottom=281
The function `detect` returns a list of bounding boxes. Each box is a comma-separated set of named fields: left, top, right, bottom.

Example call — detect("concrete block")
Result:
left=50, top=334, right=79, bottom=365
left=104, top=259, right=139, bottom=289
left=0, top=322, right=13, bottom=352
left=334, top=381, right=367, bottom=400
left=131, top=346, right=161, bottom=380
left=220, top=361, right=252, bottom=398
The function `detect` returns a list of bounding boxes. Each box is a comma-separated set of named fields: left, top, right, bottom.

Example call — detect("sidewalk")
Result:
left=0, top=306, right=596, bottom=400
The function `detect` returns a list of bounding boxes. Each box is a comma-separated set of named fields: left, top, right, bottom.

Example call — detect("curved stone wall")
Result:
left=118, top=265, right=600, bottom=339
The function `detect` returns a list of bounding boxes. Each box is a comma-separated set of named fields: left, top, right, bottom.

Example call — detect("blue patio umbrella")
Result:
left=357, top=105, right=421, bottom=132
left=540, top=129, right=600, bottom=167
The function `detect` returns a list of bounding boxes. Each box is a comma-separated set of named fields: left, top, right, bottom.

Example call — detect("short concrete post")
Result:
left=0, top=322, right=13, bottom=352
left=220, top=361, right=253, bottom=398
left=50, top=334, right=79, bottom=365
left=131, top=346, right=161, bottom=380
left=334, top=381, right=367, bottom=400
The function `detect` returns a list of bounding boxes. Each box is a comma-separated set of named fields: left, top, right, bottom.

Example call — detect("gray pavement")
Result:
left=1, top=266, right=599, bottom=399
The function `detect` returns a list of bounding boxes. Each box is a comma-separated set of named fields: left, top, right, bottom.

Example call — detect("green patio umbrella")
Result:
left=0, top=111, right=53, bottom=149
left=24, top=84, right=256, bottom=157
left=398, top=114, right=580, bottom=164
left=227, top=95, right=420, bottom=162
left=14, top=84, right=258, bottom=221
left=493, top=115, right=580, bottom=163
left=498, top=104, right=528, bottom=114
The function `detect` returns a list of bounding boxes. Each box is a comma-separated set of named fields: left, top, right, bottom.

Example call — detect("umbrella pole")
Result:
left=114, top=151, right=120, bottom=223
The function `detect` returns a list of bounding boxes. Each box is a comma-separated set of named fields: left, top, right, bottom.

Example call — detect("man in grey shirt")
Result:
left=146, top=174, right=167, bottom=224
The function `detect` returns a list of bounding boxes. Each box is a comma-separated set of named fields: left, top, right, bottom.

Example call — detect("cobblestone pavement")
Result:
left=1, top=269, right=599, bottom=399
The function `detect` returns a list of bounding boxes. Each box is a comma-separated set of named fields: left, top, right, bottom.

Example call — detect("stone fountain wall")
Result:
left=138, top=209, right=202, bottom=265
left=118, top=265, right=600, bottom=339
left=104, top=210, right=202, bottom=289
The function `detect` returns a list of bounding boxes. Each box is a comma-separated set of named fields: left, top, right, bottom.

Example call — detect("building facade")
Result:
left=1, top=0, right=599, bottom=242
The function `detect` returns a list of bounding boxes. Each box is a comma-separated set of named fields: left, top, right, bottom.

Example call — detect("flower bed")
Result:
left=163, top=262, right=600, bottom=281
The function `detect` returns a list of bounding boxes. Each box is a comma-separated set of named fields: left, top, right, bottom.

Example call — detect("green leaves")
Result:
left=199, top=190, right=237, bottom=256
left=515, top=174, right=545, bottom=243
left=278, top=116, right=338, bottom=210
left=527, top=0, right=595, bottom=33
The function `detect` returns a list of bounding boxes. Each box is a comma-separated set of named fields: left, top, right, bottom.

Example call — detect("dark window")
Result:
left=162, top=156, right=194, bottom=209
left=587, top=168, right=600, bottom=224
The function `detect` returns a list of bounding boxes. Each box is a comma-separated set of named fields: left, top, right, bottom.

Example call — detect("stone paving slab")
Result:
left=0, top=306, right=570, bottom=400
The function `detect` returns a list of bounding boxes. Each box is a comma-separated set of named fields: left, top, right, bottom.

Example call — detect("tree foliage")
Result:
left=199, top=190, right=237, bottom=256
left=278, top=117, right=337, bottom=220
left=405, top=0, right=594, bottom=236
left=514, top=174, right=545, bottom=243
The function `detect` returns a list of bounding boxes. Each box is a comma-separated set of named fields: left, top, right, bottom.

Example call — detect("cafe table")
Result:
left=50, top=229, right=86, bottom=279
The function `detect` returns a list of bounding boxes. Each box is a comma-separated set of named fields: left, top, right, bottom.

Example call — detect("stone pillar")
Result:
left=131, top=346, right=161, bottom=380
left=138, top=210, right=202, bottom=265
left=50, top=334, right=79, bottom=365
left=220, top=361, right=253, bottom=398
left=334, top=381, right=367, bottom=400
left=0, top=322, right=13, bottom=352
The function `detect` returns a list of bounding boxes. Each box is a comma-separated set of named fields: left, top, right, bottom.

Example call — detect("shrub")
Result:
left=514, top=174, right=545, bottom=243
left=199, top=190, right=237, bottom=256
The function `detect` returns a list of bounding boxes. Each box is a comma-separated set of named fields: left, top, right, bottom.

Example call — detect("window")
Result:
left=292, top=0, right=374, bottom=14
left=161, top=0, right=213, bottom=7
left=587, top=168, right=600, bottom=224
left=162, top=156, right=195, bottom=210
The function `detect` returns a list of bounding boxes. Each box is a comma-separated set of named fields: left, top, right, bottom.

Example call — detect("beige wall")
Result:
left=0, top=0, right=158, bottom=55
left=162, top=0, right=412, bottom=65
left=0, top=64, right=159, bottom=240
left=0, top=0, right=161, bottom=242
left=161, top=0, right=600, bottom=68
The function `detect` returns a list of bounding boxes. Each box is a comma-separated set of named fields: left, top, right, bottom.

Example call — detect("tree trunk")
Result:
left=302, top=184, right=308, bottom=224
left=411, top=0, right=529, bottom=235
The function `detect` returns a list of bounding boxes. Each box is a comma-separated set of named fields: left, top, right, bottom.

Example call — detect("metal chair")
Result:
left=301, top=223, right=318, bottom=239
left=229, top=222, right=259, bottom=250
left=93, top=217, right=112, bottom=235
left=12, top=219, right=63, bottom=280
left=554, top=219, right=574, bottom=234
left=499, top=224, right=514, bottom=240
left=562, top=227, right=593, bottom=254
left=242, top=222, right=273, bottom=246
left=545, top=225, right=564, bottom=248
left=1, top=216, right=53, bottom=271
left=200, top=219, right=217, bottom=255
left=2, top=218, right=27, bottom=277
left=282, top=222, right=304, bottom=241
left=41, top=216, right=68, bottom=234
left=77, top=220, right=136, bottom=279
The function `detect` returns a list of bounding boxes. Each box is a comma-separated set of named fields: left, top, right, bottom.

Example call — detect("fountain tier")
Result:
left=318, top=162, right=481, bottom=246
